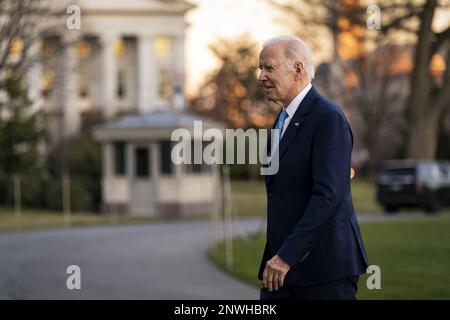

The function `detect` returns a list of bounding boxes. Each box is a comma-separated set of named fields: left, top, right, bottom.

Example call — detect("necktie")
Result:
left=271, top=108, right=289, bottom=153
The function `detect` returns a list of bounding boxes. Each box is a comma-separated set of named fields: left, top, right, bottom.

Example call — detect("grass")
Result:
left=1, top=179, right=445, bottom=232
left=210, top=216, right=450, bottom=299
left=350, top=179, right=382, bottom=213
left=231, top=178, right=382, bottom=217
left=0, top=207, right=160, bottom=232
left=230, top=180, right=266, bottom=218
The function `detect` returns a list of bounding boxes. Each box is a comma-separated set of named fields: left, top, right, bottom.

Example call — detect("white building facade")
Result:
left=27, top=0, right=224, bottom=217
left=29, top=0, right=193, bottom=146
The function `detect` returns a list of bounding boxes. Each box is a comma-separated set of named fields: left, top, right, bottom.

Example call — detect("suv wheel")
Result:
left=424, top=199, right=440, bottom=214
left=384, top=205, right=398, bottom=214
left=423, top=191, right=440, bottom=214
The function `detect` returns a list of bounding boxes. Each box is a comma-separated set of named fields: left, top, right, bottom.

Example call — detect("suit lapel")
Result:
left=264, top=111, right=280, bottom=186
left=278, top=86, right=317, bottom=160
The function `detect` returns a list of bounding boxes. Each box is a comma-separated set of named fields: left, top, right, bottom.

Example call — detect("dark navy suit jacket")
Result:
left=258, top=86, right=369, bottom=286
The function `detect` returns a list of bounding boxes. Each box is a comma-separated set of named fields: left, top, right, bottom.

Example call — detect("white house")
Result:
left=29, top=0, right=194, bottom=146
left=27, top=0, right=225, bottom=217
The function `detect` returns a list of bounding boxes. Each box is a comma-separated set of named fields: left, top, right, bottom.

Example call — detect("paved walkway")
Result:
left=0, top=219, right=264, bottom=300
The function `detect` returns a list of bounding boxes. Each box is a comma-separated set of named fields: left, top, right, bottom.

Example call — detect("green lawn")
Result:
left=230, top=180, right=266, bottom=217
left=210, top=216, right=450, bottom=299
left=0, top=178, right=445, bottom=232
left=231, top=178, right=382, bottom=217
left=350, top=179, right=382, bottom=213
left=0, top=208, right=160, bottom=232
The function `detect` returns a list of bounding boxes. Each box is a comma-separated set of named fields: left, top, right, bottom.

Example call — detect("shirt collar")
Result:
left=284, top=83, right=312, bottom=118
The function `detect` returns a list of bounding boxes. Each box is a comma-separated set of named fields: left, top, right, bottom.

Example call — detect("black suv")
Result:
left=376, top=160, right=450, bottom=213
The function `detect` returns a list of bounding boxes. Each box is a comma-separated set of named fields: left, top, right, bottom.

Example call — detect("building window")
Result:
left=135, top=147, right=150, bottom=177
left=10, top=37, right=24, bottom=55
left=78, top=72, right=90, bottom=98
left=158, top=69, right=172, bottom=100
left=76, top=40, right=92, bottom=98
left=41, top=37, right=58, bottom=98
left=191, top=163, right=204, bottom=173
left=117, top=69, right=126, bottom=99
left=76, top=41, right=92, bottom=59
left=114, top=142, right=126, bottom=175
left=154, top=37, right=171, bottom=58
left=41, top=69, right=55, bottom=98
left=114, top=39, right=126, bottom=57
left=160, top=141, right=173, bottom=175
left=42, top=37, right=55, bottom=58
left=185, top=141, right=210, bottom=174
left=191, top=140, right=203, bottom=174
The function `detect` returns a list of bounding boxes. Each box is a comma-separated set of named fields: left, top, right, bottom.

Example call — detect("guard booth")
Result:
left=93, top=108, right=223, bottom=217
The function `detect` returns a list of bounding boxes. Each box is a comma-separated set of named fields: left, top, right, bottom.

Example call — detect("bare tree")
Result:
left=0, top=0, right=68, bottom=174
left=269, top=0, right=369, bottom=61
left=189, top=34, right=275, bottom=129
left=315, top=43, right=410, bottom=174
left=270, top=0, right=450, bottom=163
left=0, top=0, right=67, bottom=86
left=402, top=0, right=450, bottom=159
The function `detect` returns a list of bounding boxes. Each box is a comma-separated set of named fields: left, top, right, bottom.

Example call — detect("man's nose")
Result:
left=258, top=70, right=266, bottom=82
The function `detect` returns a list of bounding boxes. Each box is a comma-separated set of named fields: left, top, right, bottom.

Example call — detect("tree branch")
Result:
left=433, top=48, right=450, bottom=114
left=431, top=26, right=450, bottom=55
left=381, top=9, right=422, bottom=35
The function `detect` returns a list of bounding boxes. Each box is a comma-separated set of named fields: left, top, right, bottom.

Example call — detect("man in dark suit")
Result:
left=257, top=36, right=369, bottom=300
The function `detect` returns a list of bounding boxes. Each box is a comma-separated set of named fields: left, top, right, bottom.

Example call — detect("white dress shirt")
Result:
left=280, top=83, right=312, bottom=139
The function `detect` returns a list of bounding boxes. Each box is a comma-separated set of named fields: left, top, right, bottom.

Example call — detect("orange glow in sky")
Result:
left=185, top=0, right=288, bottom=97
left=184, top=0, right=450, bottom=97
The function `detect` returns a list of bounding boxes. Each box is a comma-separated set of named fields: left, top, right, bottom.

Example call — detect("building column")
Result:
left=127, top=142, right=134, bottom=181
left=103, top=143, right=112, bottom=178
left=27, top=38, right=43, bottom=113
left=172, top=35, right=186, bottom=110
left=150, top=142, right=159, bottom=183
left=137, top=34, right=157, bottom=113
left=62, top=34, right=80, bottom=137
left=99, top=33, right=118, bottom=119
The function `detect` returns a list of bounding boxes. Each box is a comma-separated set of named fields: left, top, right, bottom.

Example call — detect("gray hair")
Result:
left=262, top=35, right=315, bottom=81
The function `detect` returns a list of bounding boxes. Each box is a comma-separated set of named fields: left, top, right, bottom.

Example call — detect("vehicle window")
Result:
left=381, top=168, right=416, bottom=176
left=439, top=165, right=450, bottom=179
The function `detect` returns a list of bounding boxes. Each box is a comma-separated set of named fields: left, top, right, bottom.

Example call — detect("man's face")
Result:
left=258, top=44, right=296, bottom=105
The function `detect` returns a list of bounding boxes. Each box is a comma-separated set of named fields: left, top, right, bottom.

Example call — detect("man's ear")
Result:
left=295, top=61, right=305, bottom=80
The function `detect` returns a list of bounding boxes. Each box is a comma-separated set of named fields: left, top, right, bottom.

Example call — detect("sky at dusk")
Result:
left=183, top=0, right=450, bottom=97
left=185, top=0, right=289, bottom=96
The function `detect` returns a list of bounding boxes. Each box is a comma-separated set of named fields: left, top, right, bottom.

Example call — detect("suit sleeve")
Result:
left=276, top=109, right=353, bottom=267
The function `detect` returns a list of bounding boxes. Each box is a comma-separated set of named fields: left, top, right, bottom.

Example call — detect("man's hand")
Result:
left=262, top=255, right=291, bottom=292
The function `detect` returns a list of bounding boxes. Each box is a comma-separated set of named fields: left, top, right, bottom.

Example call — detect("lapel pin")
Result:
left=294, top=122, right=299, bottom=126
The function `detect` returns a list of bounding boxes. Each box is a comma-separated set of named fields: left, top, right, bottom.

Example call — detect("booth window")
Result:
left=135, top=147, right=150, bottom=177
left=114, top=142, right=126, bottom=175
left=160, top=141, right=173, bottom=175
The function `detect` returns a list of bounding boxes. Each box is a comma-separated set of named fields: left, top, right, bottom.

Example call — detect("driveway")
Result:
left=0, top=212, right=444, bottom=299
left=0, top=218, right=264, bottom=300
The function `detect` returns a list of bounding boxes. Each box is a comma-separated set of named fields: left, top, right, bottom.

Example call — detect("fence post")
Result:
left=211, top=164, right=222, bottom=255
left=62, top=173, right=71, bottom=228
left=222, top=165, right=233, bottom=271
left=14, top=174, right=22, bottom=231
